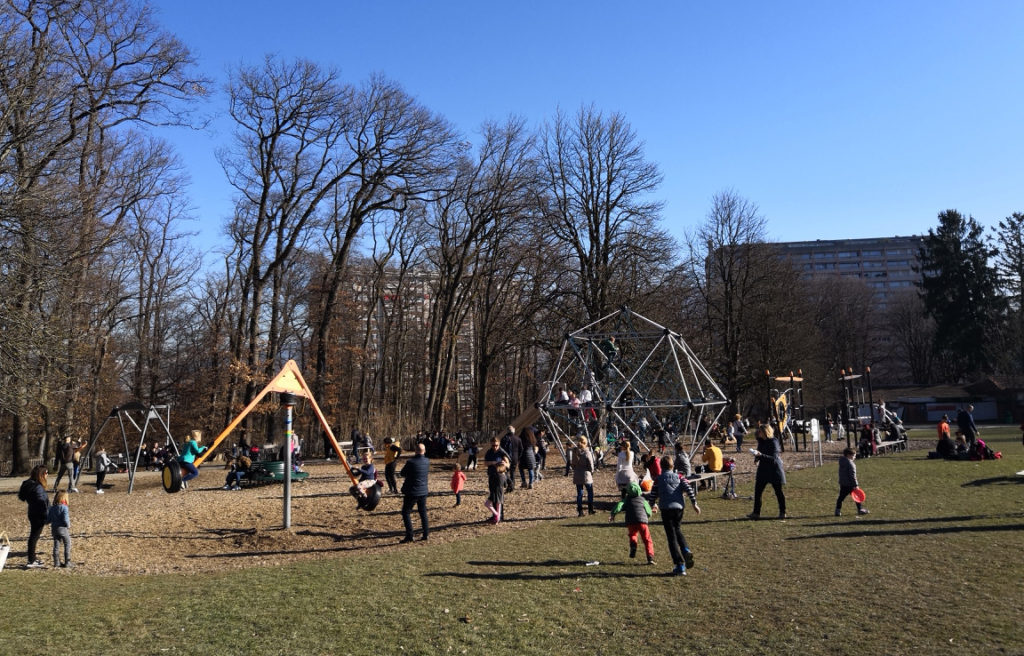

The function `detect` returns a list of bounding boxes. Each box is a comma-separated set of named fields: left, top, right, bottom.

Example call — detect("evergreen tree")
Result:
left=916, top=210, right=1005, bottom=381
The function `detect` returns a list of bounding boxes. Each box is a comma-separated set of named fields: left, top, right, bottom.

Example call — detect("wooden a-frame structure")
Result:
left=188, top=359, right=359, bottom=486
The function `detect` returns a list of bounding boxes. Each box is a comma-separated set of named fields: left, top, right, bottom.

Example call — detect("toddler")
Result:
left=450, top=463, right=466, bottom=506
left=47, top=490, right=72, bottom=568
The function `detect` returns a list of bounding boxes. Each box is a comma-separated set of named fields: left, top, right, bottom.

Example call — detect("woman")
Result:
left=614, top=439, right=637, bottom=492
left=17, top=465, right=50, bottom=568
left=571, top=435, right=596, bottom=516
left=483, top=437, right=510, bottom=523
left=749, top=423, right=787, bottom=520
left=179, top=429, right=208, bottom=488
left=519, top=427, right=537, bottom=489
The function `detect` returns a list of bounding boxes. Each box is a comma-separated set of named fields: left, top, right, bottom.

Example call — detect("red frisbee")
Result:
left=850, top=487, right=866, bottom=503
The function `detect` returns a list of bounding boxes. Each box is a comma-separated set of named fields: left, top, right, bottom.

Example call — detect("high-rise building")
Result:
left=774, top=235, right=923, bottom=305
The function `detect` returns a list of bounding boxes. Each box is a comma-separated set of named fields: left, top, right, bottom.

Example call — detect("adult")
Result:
left=571, top=435, right=596, bottom=517
left=519, top=427, right=537, bottom=489
left=17, top=465, right=50, bottom=568
left=350, top=427, right=362, bottom=460
left=702, top=442, right=723, bottom=473
left=484, top=437, right=510, bottom=522
left=382, top=437, right=402, bottom=494
left=614, top=439, right=637, bottom=492
left=653, top=455, right=701, bottom=576
left=956, top=405, right=978, bottom=446
left=749, top=423, right=787, bottom=520
left=732, top=414, right=748, bottom=453
left=500, top=425, right=523, bottom=494
left=179, top=429, right=207, bottom=488
left=399, top=443, right=430, bottom=543
left=53, top=436, right=78, bottom=493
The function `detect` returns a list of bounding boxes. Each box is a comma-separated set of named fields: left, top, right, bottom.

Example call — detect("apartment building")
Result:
left=774, top=235, right=923, bottom=305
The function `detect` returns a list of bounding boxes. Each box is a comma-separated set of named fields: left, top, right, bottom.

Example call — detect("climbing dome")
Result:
left=537, top=307, right=728, bottom=463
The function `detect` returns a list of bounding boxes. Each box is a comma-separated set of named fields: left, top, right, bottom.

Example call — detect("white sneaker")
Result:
left=222, top=485, right=231, bottom=490
left=70, top=488, right=79, bottom=493
left=96, top=489, right=104, bottom=494
left=26, top=560, right=44, bottom=569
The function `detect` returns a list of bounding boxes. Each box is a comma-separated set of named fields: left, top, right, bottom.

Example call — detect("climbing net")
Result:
left=536, top=307, right=728, bottom=463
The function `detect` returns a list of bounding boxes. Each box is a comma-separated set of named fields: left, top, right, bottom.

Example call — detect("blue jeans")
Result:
left=521, top=466, right=535, bottom=487
left=181, top=461, right=199, bottom=482
left=576, top=483, right=593, bottom=513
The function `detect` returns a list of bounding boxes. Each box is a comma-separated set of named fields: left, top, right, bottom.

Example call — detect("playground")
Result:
left=0, top=439, right=843, bottom=575
left=1, top=429, right=1020, bottom=656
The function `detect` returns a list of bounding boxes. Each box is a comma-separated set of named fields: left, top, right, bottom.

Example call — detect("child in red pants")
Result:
left=610, top=482, right=655, bottom=565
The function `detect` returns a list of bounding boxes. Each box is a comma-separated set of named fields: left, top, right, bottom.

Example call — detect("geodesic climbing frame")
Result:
left=536, top=307, right=728, bottom=463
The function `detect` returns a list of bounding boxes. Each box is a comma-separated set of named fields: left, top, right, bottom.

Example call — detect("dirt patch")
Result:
left=0, top=437, right=906, bottom=575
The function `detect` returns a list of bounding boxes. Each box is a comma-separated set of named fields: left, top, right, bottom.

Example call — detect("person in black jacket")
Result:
left=399, top=443, right=430, bottom=543
left=500, top=426, right=522, bottom=493
left=748, top=423, right=787, bottom=520
left=18, top=465, right=50, bottom=568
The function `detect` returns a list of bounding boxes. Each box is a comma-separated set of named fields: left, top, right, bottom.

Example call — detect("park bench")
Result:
left=874, top=440, right=906, bottom=455
left=686, top=469, right=735, bottom=493
left=245, top=460, right=310, bottom=485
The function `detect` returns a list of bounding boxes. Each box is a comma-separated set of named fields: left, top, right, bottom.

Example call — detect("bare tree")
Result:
left=0, top=0, right=205, bottom=473
left=684, top=191, right=774, bottom=414
left=538, top=105, right=667, bottom=320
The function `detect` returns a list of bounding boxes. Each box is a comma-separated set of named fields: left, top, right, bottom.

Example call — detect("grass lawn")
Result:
left=3, top=428, right=1022, bottom=655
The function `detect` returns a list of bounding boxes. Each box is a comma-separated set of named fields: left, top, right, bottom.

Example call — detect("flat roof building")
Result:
left=774, top=235, right=923, bottom=306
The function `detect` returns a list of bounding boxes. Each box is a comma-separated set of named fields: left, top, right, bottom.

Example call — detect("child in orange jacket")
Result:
left=450, top=463, right=467, bottom=507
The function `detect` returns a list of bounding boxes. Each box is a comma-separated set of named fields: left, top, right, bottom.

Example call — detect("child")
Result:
left=450, top=463, right=466, bottom=507
left=47, top=490, right=72, bottom=568
left=94, top=448, right=113, bottom=494
left=835, top=447, right=869, bottom=516
left=720, top=456, right=737, bottom=499
left=610, top=482, right=656, bottom=565
left=349, top=451, right=378, bottom=502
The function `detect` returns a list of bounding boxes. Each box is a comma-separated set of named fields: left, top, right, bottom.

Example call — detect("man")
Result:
left=53, top=436, right=78, bottom=493
left=500, top=425, right=522, bottom=493
left=399, top=442, right=430, bottom=543
left=956, top=405, right=978, bottom=446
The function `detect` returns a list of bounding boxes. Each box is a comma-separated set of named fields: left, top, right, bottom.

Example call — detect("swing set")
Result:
left=160, top=360, right=381, bottom=514
left=73, top=402, right=181, bottom=494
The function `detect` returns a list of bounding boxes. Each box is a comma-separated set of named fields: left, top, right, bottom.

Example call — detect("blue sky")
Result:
left=149, top=0, right=1024, bottom=259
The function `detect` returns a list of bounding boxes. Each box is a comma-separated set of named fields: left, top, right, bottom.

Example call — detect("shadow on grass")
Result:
left=789, top=523, right=1024, bottom=540
left=961, top=475, right=1024, bottom=487
left=803, top=511, right=1024, bottom=528
left=424, top=568, right=674, bottom=580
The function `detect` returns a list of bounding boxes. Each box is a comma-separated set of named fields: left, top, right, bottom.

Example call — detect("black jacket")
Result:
left=19, top=479, right=49, bottom=522
left=400, top=454, right=430, bottom=496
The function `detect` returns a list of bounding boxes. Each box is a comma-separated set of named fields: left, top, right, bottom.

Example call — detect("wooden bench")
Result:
left=685, top=469, right=735, bottom=493
left=874, top=440, right=906, bottom=455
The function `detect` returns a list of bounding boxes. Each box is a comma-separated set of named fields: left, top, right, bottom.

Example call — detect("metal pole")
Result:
left=283, top=399, right=294, bottom=529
